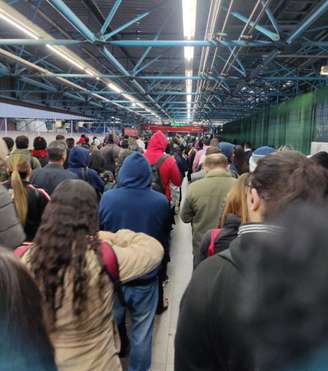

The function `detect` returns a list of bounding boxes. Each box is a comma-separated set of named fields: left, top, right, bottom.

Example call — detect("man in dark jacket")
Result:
left=175, top=227, right=267, bottom=371
left=100, top=134, right=121, bottom=175
left=31, top=141, right=77, bottom=195
left=68, top=146, right=104, bottom=196
left=195, top=213, right=241, bottom=267
left=99, top=151, right=170, bottom=371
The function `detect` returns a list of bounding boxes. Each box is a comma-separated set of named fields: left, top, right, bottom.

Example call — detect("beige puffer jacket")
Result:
left=21, top=229, right=164, bottom=371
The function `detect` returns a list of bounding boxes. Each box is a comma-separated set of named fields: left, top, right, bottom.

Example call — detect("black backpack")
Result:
left=151, top=155, right=168, bottom=193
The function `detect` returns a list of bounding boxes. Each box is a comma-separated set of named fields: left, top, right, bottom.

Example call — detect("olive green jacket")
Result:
left=180, top=168, right=236, bottom=255
left=9, top=148, right=41, bottom=170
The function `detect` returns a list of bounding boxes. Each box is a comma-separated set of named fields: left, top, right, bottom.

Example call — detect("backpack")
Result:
left=151, top=155, right=169, bottom=193
left=15, top=241, right=122, bottom=295
left=208, top=228, right=222, bottom=256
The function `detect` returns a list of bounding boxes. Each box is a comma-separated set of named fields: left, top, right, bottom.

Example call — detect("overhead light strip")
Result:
left=182, top=0, right=197, bottom=121
left=0, top=7, right=159, bottom=120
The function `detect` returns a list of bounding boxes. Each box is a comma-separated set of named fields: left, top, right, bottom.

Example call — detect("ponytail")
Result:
left=10, top=156, right=30, bottom=226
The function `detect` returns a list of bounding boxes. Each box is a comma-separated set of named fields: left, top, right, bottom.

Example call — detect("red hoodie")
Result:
left=144, top=131, right=182, bottom=201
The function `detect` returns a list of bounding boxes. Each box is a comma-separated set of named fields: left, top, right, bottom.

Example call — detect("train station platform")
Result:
left=151, top=214, right=193, bottom=371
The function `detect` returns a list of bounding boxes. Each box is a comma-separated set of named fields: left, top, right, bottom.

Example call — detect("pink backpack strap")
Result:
left=15, top=243, right=33, bottom=258
left=208, top=229, right=221, bottom=257
left=100, top=241, right=120, bottom=283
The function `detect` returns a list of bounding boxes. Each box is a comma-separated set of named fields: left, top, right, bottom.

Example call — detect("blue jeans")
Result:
left=114, top=279, right=158, bottom=371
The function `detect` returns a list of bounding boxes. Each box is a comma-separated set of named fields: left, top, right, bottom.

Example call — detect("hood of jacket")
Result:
left=117, top=151, right=152, bottom=189
left=147, top=131, right=168, bottom=153
left=223, top=213, right=241, bottom=228
left=68, top=146, right=90, bottom=168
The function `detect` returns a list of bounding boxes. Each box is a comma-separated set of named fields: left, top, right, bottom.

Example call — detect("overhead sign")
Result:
left=141, top=124, right=207, bottom=133
left=124, top=128, right=139, bottom=137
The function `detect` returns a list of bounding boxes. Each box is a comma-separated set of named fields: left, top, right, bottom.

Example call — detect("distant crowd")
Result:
left=1, top=131, right=328, bottom=371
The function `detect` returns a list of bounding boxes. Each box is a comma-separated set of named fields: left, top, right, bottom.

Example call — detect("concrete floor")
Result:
left=150, top=213, right=193, bottom=371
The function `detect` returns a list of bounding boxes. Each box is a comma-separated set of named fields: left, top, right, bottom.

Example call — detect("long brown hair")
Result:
left=29, top=179, right=106, bottom=328
left=220, top=173, right=249, bottom=227
left=9, top=156, right=30, bottom=225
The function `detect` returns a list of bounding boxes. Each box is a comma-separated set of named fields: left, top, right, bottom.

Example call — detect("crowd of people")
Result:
left=0, top=130, right=328, bottom=371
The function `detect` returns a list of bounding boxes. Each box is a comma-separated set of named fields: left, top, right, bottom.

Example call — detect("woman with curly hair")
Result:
left=17, top=179, right=164, bottom=371
left=0, top=247, right=56, bottom=370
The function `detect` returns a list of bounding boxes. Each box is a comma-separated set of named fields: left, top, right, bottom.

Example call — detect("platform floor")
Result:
left=151, top=212, right=193, bottom=371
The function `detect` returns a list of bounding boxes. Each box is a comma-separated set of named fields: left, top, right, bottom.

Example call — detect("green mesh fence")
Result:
left=223, top=86, right=328, bottom=154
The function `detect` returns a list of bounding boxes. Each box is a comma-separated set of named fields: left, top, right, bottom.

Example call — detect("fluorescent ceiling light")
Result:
left=0, top=8, right=157, bottom=120
left=187, top=94, right=192, bottom=103
left=0, top=12, right=39, bottom=40
left=186, top=80, right=193, bottom=93
left=184, top=46, right=194, bottom=61
left=320, top=65, right=328, bottom=76
left=108, top=83, right=123, bottom=94
left=46, top=45, right=85, bottom=70
left=85, top=69, right=96, bottom=77
left=137, top=102, right=146, bottom=109
left=182, top=0, right=197, bottom=39
left=122, top=93, right=135, bottom=102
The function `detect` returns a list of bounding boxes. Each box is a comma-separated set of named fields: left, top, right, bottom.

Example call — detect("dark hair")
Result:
left=66, top=137, right=75, bottom=149
left=104, top=134, right=114, bottom=145
left=55, top=134, right=65, bottom=141
left=311, top=151, right=328, bottom=171
left=15, top=135, right=29, bottom=149
left=48, top=140, right=67, bottom=162
left=242, top=203, right=328, bottom=371
left=0, top=248, right=56, bottom=370
left=28, top=180, right=106, bottom=328
left=3, top=137, right=14, bottom=151
left=249, top=151, right=328, bottom=218
left=33, top=136, right=47, bottom=150
left=233, top=145, right=249, bottom=174
left=122, top=139, right=129, bottom=149
left=204, top=137, right=211, bottom=146
left=205, top=146, right=221, bottom=156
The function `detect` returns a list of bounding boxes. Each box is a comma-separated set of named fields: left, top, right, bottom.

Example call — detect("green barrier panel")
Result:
left=223, top=86, right=328, bottom=154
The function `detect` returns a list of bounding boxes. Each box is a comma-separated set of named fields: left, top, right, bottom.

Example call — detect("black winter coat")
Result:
left=195, top=214, right=241, bottom=268
left=175, top=230, right=257, bottom=371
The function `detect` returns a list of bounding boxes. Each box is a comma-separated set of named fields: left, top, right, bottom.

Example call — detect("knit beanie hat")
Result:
left=249, top=146, right=275, bottom=172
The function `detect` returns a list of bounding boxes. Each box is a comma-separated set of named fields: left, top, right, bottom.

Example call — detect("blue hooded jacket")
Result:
left=99, top=151, right=170, bottom=249
left=68, top=146, right=104, bottom=195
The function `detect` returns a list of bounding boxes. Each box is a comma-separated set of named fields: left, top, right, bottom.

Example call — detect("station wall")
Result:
left=223, top=86, right=328, bottom=154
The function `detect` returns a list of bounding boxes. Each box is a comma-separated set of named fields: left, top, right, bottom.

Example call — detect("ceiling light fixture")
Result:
left=108, top=83, right=123, bottom=94
left=0, top=7, right=160, bottom=120
left=182, top=0, right=197, bottom=39
left=0, top=11, right=39, bottom=40
left=182, top=0, right=197, bottom=122
left=320, top=65, right=328, bottom=76
left=46, top=45, right=85, bottom=70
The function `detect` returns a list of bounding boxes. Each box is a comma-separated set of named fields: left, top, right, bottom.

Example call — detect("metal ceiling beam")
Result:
left=287, top=0, right=328, bottom=44
left=110, top=40, right=272, bottom=47
left=46, top=0, right=96, bottom=42
left=264, top=76, right=328, bottom=81
left=100, top=0, right=122, bottom=35
left=0, top=39, right=82, bottom=45
left=103, top=12, right=150, bottom=41
left=230, top=10, right=280, bottom=41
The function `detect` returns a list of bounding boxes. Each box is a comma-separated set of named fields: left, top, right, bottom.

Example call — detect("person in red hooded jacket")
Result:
left=144, top=131, right=182, bottom=201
